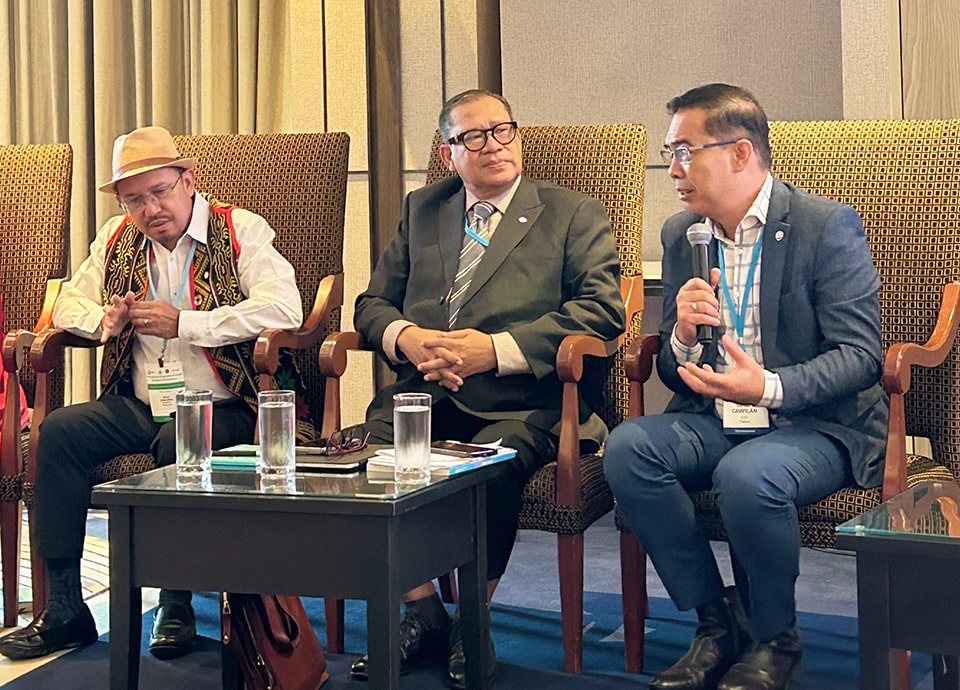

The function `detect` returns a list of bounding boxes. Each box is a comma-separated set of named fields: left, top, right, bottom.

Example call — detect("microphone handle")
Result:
left=690, top=243, right=714, bottom=346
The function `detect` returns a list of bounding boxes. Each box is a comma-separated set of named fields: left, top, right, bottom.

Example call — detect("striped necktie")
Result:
left=448, top=201, right=496, bottom=327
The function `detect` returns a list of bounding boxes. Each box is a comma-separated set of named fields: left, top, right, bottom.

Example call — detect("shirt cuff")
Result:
left=491, top=332, right=531, bottom=376
left=383, top=319, right=416, bottom=364
left=670, top=324, right=703, bottom=364
left=759, top=370, right=784, bottom=409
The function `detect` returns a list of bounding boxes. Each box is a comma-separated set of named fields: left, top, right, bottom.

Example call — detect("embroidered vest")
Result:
left=100, top=196, right=260, bottom=408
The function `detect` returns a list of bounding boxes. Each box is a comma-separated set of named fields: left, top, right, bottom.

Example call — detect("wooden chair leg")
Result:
left=619, top=531, right=646, bottom=674
left=324, top=598, right=345, bottom=653
left=557, top=532, right=584, bottom=675
left=438, top=571, right=458, bottom=604
left=891, top=649, right=911, bottom=690
left=1, top=498, right=21, bottom=627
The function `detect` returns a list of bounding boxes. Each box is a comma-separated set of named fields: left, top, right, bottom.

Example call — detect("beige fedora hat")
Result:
left=98, top=125, right=196, bottom=194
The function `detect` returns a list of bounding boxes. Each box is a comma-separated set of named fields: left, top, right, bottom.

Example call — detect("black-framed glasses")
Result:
left=447, top=121, right=518, bottom=152
left=119, top=170, right=185, bottom=212
left=659, top=139, right=741, bottom=166
left=322, top=430, right=371, bottom=456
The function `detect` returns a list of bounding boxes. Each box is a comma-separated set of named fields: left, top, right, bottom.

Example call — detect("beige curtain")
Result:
left=0, top=0, right=326, bottom=402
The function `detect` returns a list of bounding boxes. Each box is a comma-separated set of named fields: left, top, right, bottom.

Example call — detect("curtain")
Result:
left=0, top=0, right=327, bottom=402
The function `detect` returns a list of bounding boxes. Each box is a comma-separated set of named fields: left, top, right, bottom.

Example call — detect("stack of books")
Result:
left=365, top=447, right=516, bottom=480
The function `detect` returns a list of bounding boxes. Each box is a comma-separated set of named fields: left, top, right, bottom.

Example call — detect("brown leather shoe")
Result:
left=718, top=625, right=802, bottom=690
left=651, top=587, right=745, bottom=690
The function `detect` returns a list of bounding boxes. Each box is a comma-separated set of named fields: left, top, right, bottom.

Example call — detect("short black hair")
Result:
left=439, top=89, right=514, bottom=140
left=666, top=83, right=771, bottom=169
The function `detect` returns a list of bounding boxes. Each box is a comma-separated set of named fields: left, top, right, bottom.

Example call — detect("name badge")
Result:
left=722, top=400, right=770, bottom=435
left=145, top=362, right=186, bottom=422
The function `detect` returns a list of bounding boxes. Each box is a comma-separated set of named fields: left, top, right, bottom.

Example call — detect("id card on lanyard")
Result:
left=718, top=234, right=769, bottom=435
left=144, top=239, right=196, bottom=421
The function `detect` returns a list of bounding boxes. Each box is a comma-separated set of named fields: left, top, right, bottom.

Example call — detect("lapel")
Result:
left=438, top=186, right=467, bottom=289
left=458, top=177, right=544, bottom=311
left=759, top=179, right=792, bottom=363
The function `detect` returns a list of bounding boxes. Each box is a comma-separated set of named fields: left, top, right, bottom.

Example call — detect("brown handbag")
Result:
left=221, top=593, right=329, bottom=690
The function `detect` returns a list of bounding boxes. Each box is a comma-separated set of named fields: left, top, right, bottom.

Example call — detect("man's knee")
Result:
left=603, top=420, right=666, bottom=488
left=712, top=452, right=787, bottom=509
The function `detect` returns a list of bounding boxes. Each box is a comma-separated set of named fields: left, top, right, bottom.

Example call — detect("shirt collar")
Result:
left=184, top=193, right=209, bottom=246
left=708, top=172, right=774, bottom=245
left=465, top=175, right=523, bottom=215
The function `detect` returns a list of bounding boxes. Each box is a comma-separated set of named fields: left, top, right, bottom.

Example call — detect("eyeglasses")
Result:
left=447, top=121, right=519, bottom=152
left=321, top=430, right=371, bottom=456
left=659, top=140, right=741, bottom=166
left=119, top=170, right=185, bottom=212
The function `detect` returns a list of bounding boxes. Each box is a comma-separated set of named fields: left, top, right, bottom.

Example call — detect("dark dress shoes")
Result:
left=0, top=605, right=98, bottom=660
left=446, top=608, right=497, bottom=690
left=350, top=592, right=451, bottom=681
left=148, top=601, right=197, bottom=660
left=718, top=625, right=802, bottom=690
left=651, top=588, right=745, bottom=690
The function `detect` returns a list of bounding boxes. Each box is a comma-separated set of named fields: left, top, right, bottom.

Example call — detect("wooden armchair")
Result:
left=319, top=123, right=646, bottom=673
left=0, top=144, right=72, bottom=627
left=617, top=119, right=960, bottom=681
left=26, top=132, right=350, bottom=615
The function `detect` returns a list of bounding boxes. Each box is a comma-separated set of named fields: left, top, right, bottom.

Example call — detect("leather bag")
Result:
left=221, top=593, right=329, bottom=690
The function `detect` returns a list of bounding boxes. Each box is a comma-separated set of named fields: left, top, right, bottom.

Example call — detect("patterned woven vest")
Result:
left=100, top=196, right=260, bottom=408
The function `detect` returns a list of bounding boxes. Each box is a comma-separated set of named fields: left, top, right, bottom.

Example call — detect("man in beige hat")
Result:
left=0, top=126, right=302, bottom=660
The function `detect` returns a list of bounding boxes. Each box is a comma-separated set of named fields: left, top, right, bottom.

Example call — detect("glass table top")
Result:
left=836, top=481, right=960, bottom=541
left=93, top=463, right=439, bottom=501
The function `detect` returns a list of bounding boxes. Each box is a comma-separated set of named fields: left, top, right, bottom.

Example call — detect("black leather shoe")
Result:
left=350, top=593, right=451, bottom=681
left=0, top=605, right=98, bottom=660
left=447, top=608, right=497, bottom=690
left=651, top=587, right=745, bottom=690
left=148, top=601, right=197, bottom=660
left=718, top=625, right=802, bottom=690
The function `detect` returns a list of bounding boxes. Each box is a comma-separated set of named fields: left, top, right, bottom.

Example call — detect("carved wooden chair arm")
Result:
left=253, top=273, right=344, bottom=383
left=554, top=333, right=618, bottom=506
left=881, top=281, right=960, bottom=499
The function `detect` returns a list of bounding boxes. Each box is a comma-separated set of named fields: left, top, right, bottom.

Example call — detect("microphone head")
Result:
left=686, top=222, right=712, bottom=247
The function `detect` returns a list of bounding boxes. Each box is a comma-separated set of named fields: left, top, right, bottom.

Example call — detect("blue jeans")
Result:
left=603, top=412, right=852, bottom=641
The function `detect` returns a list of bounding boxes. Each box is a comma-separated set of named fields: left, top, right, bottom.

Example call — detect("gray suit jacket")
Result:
left=355, top=175, right=626, bottom=441
left=657, top=178, right=889, bottom=488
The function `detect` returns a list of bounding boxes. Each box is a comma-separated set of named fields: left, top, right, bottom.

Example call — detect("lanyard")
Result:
left=147, top=239, right=197, bottom=366
left=463, top=216, right=490, bottom=247
left=717, top=233, right=763, bottom=346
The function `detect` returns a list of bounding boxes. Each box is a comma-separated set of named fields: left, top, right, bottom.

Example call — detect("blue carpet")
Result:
left=4, top=591, right=932, bottom=689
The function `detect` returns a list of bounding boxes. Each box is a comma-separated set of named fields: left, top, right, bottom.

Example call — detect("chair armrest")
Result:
left=2, top=279, right=65, bottom=373
left=625, top=334, right=661, bottom=419
left=317, top=330, right=370, bottom=438
left=881, top=281, right=960, bottom=499
left=554, top=333, right=618, bottom=506
left=253, top=272, right=344, bottom=378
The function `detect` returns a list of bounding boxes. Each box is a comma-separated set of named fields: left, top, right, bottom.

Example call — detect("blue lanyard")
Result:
left=717, top=233, right=763, bottom=346
left=464, top=216, right=490, bottom=247
left=147, top=239, right=197, bottom=366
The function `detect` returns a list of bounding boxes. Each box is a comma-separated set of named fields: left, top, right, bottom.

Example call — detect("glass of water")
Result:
left=176, top=389, right=212, bottom=477
left=393, top=392, right=431, bottom=485
left=258, top=389, right=296, bottom=489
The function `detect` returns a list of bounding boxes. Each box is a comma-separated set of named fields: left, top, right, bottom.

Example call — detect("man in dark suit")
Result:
left=603, top=83, right=888, bottom=690
left=349, top=89, right=625, bottom=687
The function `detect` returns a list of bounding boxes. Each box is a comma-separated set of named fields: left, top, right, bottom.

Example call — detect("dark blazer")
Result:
left=355, top=174, right=626, bottom=440
left=657, top=178, right=889, bottom=488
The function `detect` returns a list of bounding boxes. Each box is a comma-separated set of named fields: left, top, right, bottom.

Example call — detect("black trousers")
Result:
left=32, top=393, right=256, bottom=560
left=350, top=398, right=557, bottom=581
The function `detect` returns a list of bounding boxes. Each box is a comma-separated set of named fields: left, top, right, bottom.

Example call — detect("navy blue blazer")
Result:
left=657, top=178, right=889, bottom=488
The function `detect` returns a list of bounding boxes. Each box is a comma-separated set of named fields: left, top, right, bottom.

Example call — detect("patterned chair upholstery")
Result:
left=26, top=132, right=350, bottom=614
left=0, top=144, right=72, bottom=627
left=617, top=119, right=960, bottom=676
left=318, top=124, right=646, bottom=673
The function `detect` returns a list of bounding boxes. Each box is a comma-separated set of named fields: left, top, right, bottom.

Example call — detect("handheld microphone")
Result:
left=686, top=222, right=714, bottom=346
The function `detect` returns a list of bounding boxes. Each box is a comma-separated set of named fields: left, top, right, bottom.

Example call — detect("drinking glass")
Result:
left=258, top=390, right=296, bottom=489
left=393, top=392, right=431, bottom=485
left=176, top=389, right=213, bottom=477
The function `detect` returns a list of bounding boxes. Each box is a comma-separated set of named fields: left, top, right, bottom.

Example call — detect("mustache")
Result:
left=144, top=214, right=173, bottom=225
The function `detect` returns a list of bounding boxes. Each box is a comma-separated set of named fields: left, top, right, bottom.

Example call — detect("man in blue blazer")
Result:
left=604, top=83, right=887, bottom=690
left=351, top=89, right=625, bottom=687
